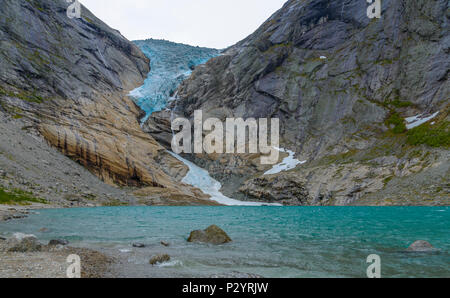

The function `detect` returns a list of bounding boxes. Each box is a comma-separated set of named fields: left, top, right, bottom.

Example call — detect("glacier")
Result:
left=131, top=39, right=276, bottom=206
left=129, top=39, right=220, bottom=122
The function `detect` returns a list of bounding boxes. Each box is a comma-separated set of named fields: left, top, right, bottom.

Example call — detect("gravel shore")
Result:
left=0, top=239, right=114, bottom=278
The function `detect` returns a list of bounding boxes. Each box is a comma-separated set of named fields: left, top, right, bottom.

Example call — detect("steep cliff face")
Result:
left=168, top=0, right=449, bottom=205
left=0, top=0, right=210, bottom=203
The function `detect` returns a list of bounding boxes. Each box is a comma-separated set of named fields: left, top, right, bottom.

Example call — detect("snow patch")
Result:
left=264, top=147, right=306, bottom=175
left=405, top=112, right=439, bottom=130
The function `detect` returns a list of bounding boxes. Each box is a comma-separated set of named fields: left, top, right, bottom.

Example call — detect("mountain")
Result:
left=155, top=0, right=449, bottom=205
left=0, top=0, right=217, bottom=206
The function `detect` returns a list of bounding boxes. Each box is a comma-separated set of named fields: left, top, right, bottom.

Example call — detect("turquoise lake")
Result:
left=0, top=207, right=448, bottom=278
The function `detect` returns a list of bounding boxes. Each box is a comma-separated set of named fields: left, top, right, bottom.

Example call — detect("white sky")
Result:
left=80, top=0, right=287, bottom=49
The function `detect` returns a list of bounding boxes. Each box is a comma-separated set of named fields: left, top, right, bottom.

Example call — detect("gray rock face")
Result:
left=0, top=0, right=148, bottom=104
left=407, top=240, right=435, bottom=252
left=170, top=0, right=449, bottom=206
left=0, top=0, right=202, bottom=204
left=187, top=225, right=232, bottom=245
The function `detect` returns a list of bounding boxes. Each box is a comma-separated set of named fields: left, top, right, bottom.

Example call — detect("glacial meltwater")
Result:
left=0, top=207, right=448, bottom=277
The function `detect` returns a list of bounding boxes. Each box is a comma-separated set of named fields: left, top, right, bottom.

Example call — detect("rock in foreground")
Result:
left=48, top=239, right=69, bottom=246
left=406, top=240, right=435, bottom=252
left=149, top=254, right=171, bottom=265
left=7, top=233, right=42, bottom=252
left=187, top=225, right=232, bottom=245
left=132, top=243, right=146, bottom=248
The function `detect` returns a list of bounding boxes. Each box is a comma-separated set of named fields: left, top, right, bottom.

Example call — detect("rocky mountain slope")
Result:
left=153, top=0, right=449, bottom=205
left=0, top=0, right=217, bottom=207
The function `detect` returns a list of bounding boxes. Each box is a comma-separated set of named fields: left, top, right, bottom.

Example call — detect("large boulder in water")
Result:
left=7, top=233, right=42, bottom=252
left=406, top=240, right=435, bottom=252
left=187, top=225, right=232, bottom=245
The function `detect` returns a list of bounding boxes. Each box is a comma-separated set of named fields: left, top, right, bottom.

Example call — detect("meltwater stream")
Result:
left=129, top=39, right=275, bottom=206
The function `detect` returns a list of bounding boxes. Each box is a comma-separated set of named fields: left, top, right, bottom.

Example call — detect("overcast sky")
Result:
left=80, top=0, right=287, bottom=49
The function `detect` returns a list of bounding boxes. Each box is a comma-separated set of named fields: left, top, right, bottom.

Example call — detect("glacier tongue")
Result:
left=131, top=39, right=278, bottom=206
left=129, top=39, right=219, bottom=122
left=168, top=152, right=281, bottom=206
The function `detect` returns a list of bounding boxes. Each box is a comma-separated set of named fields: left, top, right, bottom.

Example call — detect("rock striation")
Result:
left=0, top=0, right=215, bottom=205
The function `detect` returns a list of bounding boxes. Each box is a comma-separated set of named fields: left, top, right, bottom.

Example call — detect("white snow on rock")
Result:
left=168, top=151, right=282, bottom=206
left=264, top=147, right=306, bottom=176
left=405, top=112, right=439, bottom=130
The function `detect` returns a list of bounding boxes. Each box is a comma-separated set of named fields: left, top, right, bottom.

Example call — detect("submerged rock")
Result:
left=132, top=243, right=146, bottom=248
left=407, top=240, right=435, bottom=252
left=187, top=225, right=232, bottom=245
left=7, top=233, right=42, bottom=252
left=149, top=254, right=171, bottom=265
left=48, top=239, right=69, bottom=246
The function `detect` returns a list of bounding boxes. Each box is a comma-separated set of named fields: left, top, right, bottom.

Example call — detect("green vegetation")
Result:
left=0, top=86, right=45, bottom=104
left=0, top=187, right=47, bottom=205
left=385, top=112, right=407, bottom=134
left=407, top=121, right=450, bottom=148
left=388, top=99, right=413, bottom=108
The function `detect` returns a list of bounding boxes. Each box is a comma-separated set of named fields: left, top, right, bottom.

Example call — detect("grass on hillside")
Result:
left=0, top=187, right=47, bottom=205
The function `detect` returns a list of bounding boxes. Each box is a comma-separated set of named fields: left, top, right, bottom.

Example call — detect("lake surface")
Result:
left=0, top=207, right=448, bottom=278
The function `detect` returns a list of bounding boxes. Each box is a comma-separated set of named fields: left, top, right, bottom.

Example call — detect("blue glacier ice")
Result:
left=129, top=39, right=276, bottom=206
left=129, top=39, right=220, bottom=122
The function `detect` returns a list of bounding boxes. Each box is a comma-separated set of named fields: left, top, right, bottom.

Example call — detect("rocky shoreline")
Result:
left=0, top=233, right=113, bottom=278
left=0, top=204, right=49, bottom=222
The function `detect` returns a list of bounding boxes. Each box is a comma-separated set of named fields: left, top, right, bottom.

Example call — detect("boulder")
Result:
left=160, top=241, right=170, bottom=247
left=149, top=254, right=171, bottom=265
left=48, top=239, right=69, bottom=246
left=187, top=225, right=232, bottom=245
left=132, top=243, right=146, bottom=248
left=406, top=240, right=435, bottom=252
left=7, top=233, right=42, bottom=252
